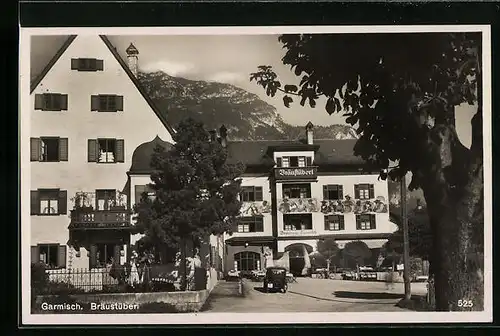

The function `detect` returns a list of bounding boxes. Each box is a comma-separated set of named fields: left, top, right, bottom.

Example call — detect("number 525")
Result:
left=458, top=300, right=473, bottom=308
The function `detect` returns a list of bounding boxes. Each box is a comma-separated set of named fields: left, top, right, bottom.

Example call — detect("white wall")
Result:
left=30, top=35, right=174, bottom=268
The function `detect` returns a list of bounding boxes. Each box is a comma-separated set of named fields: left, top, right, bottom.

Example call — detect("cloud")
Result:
left=141, top=60, right=195, bottom=76
left=207, top=71, right=245, bottom=84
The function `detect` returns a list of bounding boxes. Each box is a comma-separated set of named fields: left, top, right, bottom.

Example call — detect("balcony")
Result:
left=274, top=166, right=317, bottom=181
left=69, top=208, right=132, bottom=230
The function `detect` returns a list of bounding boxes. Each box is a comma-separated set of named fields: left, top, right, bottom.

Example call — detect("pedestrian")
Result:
left=385, top=270, right=396, bottom=290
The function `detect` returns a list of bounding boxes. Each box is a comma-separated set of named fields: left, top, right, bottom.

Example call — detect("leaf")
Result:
left=300, top=96, right=307, bottom=106
left=326, top=98, right=335, bottom=115
left=284, top=85, right=298, bottom=93
left=283, top=95, right=293, bottom=108
left=309, top=97, right=316, bottom=108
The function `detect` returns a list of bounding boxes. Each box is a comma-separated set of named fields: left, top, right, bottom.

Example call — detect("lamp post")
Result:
left=400, top=173, right=412, bottom=301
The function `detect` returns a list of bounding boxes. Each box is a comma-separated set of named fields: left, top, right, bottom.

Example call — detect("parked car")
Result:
left=263, top=267, right=288, bottom=293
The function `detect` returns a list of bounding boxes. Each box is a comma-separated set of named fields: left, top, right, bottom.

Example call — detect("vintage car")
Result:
left=263, top=267, right=288, bottom=293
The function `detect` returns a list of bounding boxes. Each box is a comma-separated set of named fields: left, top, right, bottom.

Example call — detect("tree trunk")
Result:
left=180, top=239, right=187, bottom=291
left=418, top=107, right=484, bottom=311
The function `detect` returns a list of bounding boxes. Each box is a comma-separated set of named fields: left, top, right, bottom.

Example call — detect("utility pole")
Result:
left=401, top=173, right=412, bottom=301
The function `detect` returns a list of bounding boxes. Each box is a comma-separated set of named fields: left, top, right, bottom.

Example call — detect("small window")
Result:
left=240, top=186, right=263, bottom=202
left=135, top=185, right=155, bottom=204
left=324, top=215, right=345, bottom=231
left=31, top=244, right=66, bottom=269
left=237, top=217, right=264, bottom=233
left=355, top=184, right=375, bottom=200
left=31, top=189, right=67, bottom=216
left=283, top=183, right=311, bottom=199
left=90, top=243, right=120, bottom=268
left=91, top=95, right=124, bottom=112
left=281, top=157, right=290, bottom=168
left=283, top=213, right=313, bottom=231
left=34, top=93, right=68, bottom=111
left=98, top=139, right=116, bottom=163
left=30, top=137, right=68, bottom=162
left=88, top=138, right=124, bottom=163
left=289, top=156, right=299, bottom=167
left=323, top=185, right=344, bottom=200
left=71, top=58, right=104, bottom=72
left=356, top=214, right=376, bottom=230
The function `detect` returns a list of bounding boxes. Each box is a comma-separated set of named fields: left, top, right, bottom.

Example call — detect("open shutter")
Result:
left=30, top=137, right=41, bottom=161
left=114, top=245, right=121, bottom=263
left=354, top=185, right=360, bottom=199
left=115, top=139, right=125, bottom=162
left=256, top=218, right=264, bottom=232
left=31, top=190, right=40, bottom=215
left=356, top=215, right=361, bottom=230
left=96, top=59, right=104, bottom=71
left=369, top=184, right=375, bottom=199
left=89, top=245, right=98, bottom=268
left=276, top=157, right=282, bottom=167
left=88, top=139, right=98, bottom=162
left=31, top=246, right=40, bottom=264
left=323, top=185, right=328, bottom=200
left=306, top=156, right=312, bottom=167
left=90, top=95, right=100, bottom=111
left=324, top=216, right=329, bottom=230
left=338, top=185, right=344, bottom=200
left=58, top=190, right=68, bottom=215
left=58, top=138, right=68, bottom=161
left=60, top=94, right=68, bottom=110
left=116, top=96, right=124, bottom=111
left=71, top=58, right=79, bottom=70
left=34, top=94, right=44, bottom=110
left=339, top=215, right=345, bottom=230
left=255, top=187, right=263, bottom=201
left=58, top=245, right=67, bottom=268
left=371, top=214, right=376, bottom=229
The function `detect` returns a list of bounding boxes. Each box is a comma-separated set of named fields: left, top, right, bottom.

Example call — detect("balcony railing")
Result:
left=274, top=166, right=317, bottom=180
left=69, top=208, right=132, bottom=230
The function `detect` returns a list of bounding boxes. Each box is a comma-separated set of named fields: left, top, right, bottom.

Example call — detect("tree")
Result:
left=316, top=238, right=340, bottom=273
left=342, top=241, right=372, bottom=269
left=387, top=200, right=433, bottom=261
left=134, top=118, right=245, bottom=290
left=250, top=32, right=483, bottom=311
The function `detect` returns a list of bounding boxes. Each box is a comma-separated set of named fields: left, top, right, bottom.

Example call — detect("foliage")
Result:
left=31, top=262, right=49, bottom=295
left=342, top=241, right=372, bottom=268
left=316, top=237, right=340, bottom=266
left=250, top=32, right=483, bottom=311
left=387, top=203, right=433, bottom=260
left=134, top=117, right=245, bottom=264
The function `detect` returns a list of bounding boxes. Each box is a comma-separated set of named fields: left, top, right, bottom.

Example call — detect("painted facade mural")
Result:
left=277, top=195, right=388, bottom=214
left=320, top=195, right=388, bottom=214
left=240, top=201, right=272, bottom=216
left=278, top=198, right=319, bottom=213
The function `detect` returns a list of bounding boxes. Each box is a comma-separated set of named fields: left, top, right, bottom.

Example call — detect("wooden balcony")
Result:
left=69, top=208, right=133, bottom=230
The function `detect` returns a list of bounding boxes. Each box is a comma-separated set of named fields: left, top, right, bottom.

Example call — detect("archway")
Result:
left=284, top=243, right=313, bottom=276
left=234, top=251, right=261, bottom=272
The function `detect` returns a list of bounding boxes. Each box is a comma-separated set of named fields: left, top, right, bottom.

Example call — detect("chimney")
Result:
left=126, top=43, right=139, bottom=77
left=305, top=121, right=314, bottom=145
left=209, top=130, right=217, bottom=142
left=219, top=125, right=228, bottom=147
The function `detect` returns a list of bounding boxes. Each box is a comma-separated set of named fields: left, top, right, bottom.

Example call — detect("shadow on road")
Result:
left=287, top=290, right=398, bottom=305
left=334, top=291, right=404, bottom=300
left=253, top=286, right=266, bottom=293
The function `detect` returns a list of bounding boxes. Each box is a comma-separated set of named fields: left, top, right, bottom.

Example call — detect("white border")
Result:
left=20, top=25, right=493, bottom=325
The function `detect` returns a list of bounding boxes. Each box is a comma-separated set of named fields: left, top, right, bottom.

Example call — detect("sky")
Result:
left=30, top=34, right=477, bottom=148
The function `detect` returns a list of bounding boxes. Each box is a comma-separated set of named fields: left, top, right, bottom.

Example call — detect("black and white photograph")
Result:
left=20, top=26, right=492, bottom=324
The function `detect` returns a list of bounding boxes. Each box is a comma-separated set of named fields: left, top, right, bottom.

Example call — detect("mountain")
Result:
left=138, top=71, right=358, bottom=141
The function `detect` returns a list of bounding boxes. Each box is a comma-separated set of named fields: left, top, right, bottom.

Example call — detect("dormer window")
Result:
left=71, top=58, right=104, bottom=72
left=276, top=156, right=312, bottom=167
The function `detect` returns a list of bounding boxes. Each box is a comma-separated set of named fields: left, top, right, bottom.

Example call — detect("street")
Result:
left=203, top=278, right=428, bottom=313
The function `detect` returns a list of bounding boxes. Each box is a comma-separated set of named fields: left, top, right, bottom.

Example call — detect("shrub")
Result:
left=31, top=262, right=49, bottom=296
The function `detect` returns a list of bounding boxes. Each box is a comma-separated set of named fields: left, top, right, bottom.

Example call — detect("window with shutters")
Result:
left=32, top=244, right=66, bottom=269
left=90, top=95, right=124, bottom=112
left=356, top=214, right=376, bottom=230
left=30, top=137, right=69, bottom=162
left=135, top=185, right=155, bottom=204
left=31, top=189, right=67, bottom=216
left=323, top=185, right=343, bottom=200
left=277, top=156, right=312, bottom=167
left=34, top=93, right=68, bottom=111
left=283, top=213, right=313, bottom=231
left=283, top=183, right=311, bottom=199
left=71, top=58, right=104, bottom=72
left=240, top=186, right=263, bottom=202
left=237, top=216, right=264, bottom=233
left=324, top=215, right=344, bottom=231
left=354, top=184, right=375, bottom=200
left=96, top=189, right=117, bottom=210
left=88, top=138, right=124, bottom=163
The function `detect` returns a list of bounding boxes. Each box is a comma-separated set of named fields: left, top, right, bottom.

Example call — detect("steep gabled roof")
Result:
left=29, top=35, right=176, bottom=136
